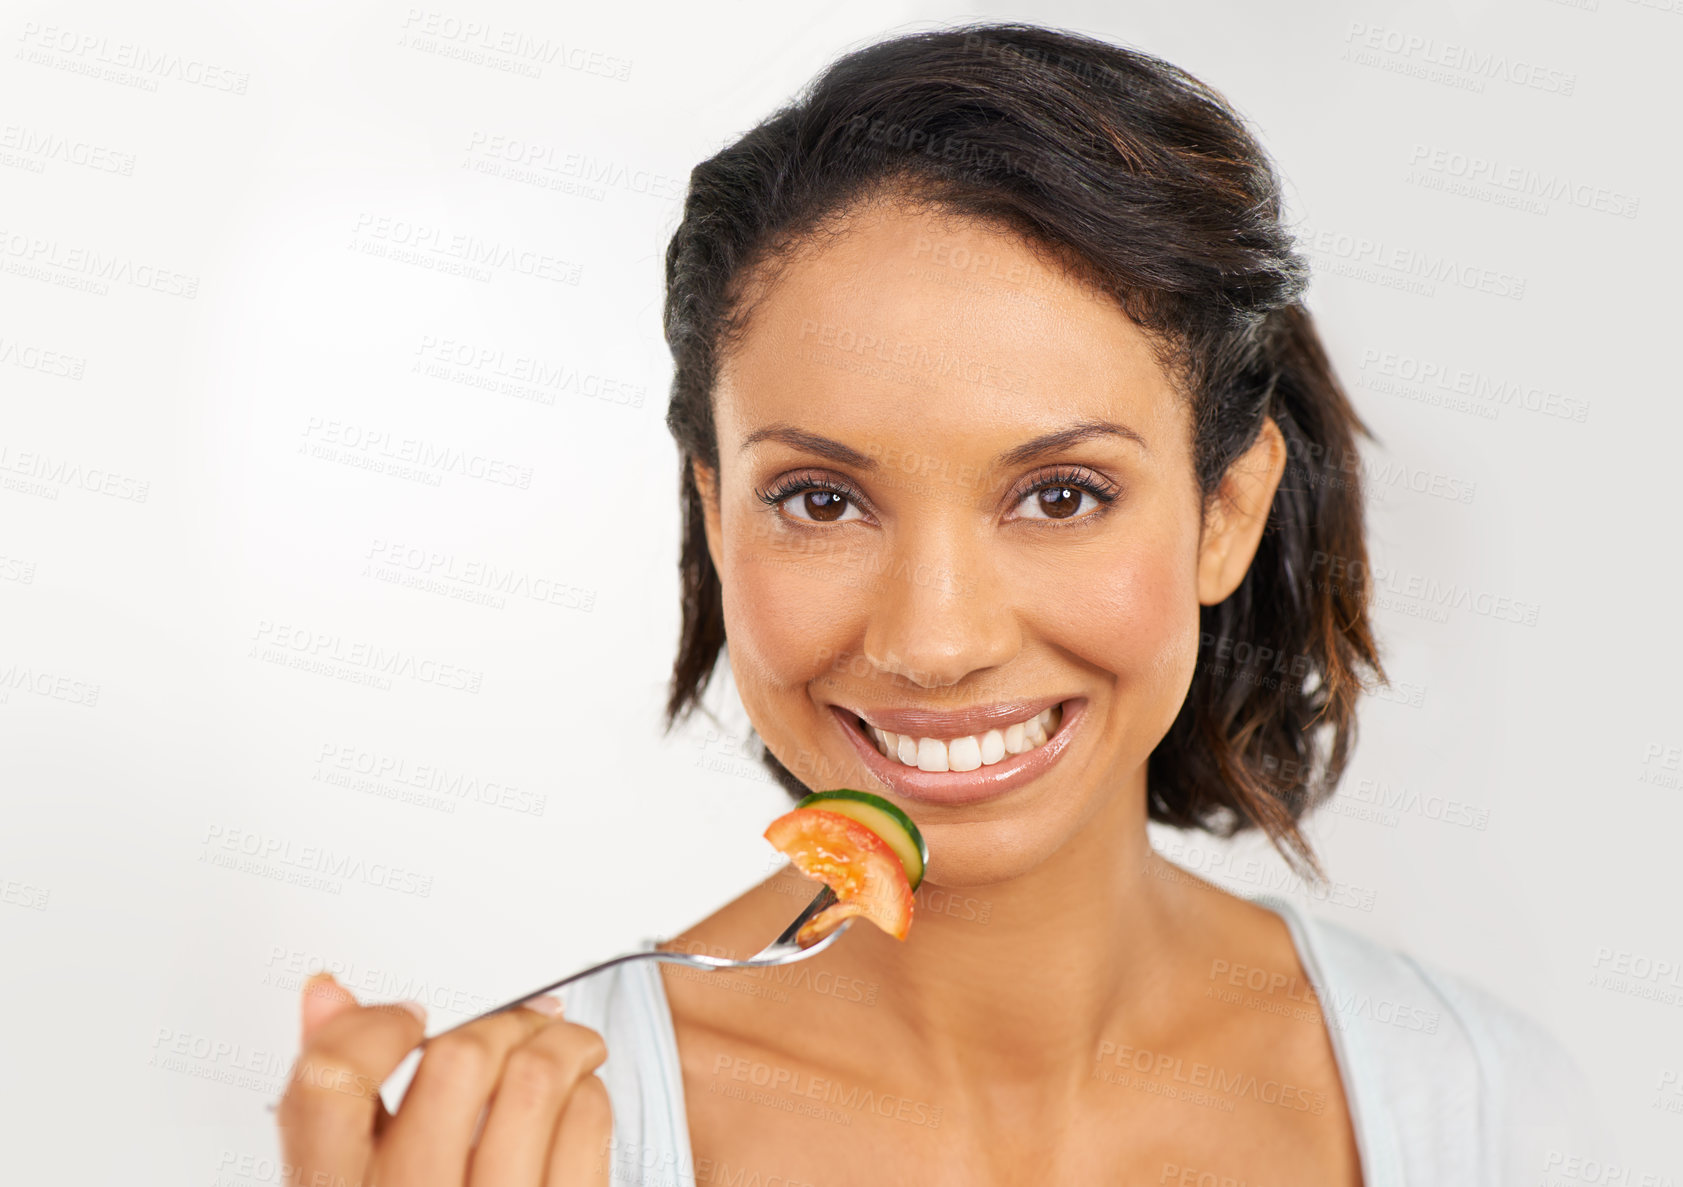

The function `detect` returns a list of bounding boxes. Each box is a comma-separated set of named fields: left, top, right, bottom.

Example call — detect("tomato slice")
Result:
left=763, top=807, right=915, bottom=943
left=794, top=789, right=926, bottom=891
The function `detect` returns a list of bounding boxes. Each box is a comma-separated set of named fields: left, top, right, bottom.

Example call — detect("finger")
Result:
left=301, top=972, right=358, bottom=1044
left=300, top=973, right=403, bottom=1138
left=468, top=1015, right=608, bottom=1187
left=546, top=1069, right=613, bottom=1187
left=376, top=1003, right=558, bottom=1186
left=276, top=997, right=427, bottom=1186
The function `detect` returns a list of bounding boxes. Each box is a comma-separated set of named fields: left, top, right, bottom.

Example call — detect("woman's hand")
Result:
left=276, top=972, right=613, bottom=1186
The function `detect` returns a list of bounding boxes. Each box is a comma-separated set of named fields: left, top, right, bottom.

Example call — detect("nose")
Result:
left=859, top=522, right=1020, bottom=690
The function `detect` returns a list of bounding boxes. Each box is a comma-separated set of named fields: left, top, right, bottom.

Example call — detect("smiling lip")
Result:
left=849, top=698, right=1066, bottom=738
left=828, top=698, right=1086, bottom=806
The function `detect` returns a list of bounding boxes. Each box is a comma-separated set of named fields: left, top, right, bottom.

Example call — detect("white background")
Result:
left=2, top=0, right=1679, bottom=1181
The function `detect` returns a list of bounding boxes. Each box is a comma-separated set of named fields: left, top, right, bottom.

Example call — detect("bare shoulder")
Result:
left=1134, top=854, right=1363, bottom=1183
left=654, top=866, right=816, bottom=1033
left=1174, top=866, right=1617, bottom=1173
left=1144, top=849, right=1326, bottom=1009
left=655, top=871, right=927, bottom=1185
left=654, top=866, right=864, bottom=1089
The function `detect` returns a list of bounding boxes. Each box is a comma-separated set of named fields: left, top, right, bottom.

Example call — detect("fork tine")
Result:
left=760, top=885, right=839, bottom=953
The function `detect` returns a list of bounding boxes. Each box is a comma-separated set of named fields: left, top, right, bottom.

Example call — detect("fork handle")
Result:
left=418, top=951, right=674, bottom=1044
left=418, top=884, right=839, bottom=1045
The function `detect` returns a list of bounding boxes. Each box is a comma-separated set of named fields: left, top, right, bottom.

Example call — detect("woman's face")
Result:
left=696, top=198, right=1280, bottom=888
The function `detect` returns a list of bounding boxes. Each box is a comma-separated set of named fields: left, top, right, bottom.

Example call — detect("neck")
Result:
left=820, top=784, right=1189, bottom=1095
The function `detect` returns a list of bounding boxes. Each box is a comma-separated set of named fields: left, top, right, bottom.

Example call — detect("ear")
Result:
left=691, top=458, right=725, bottom=575
left=1196, top=417, right=1288, bottom=605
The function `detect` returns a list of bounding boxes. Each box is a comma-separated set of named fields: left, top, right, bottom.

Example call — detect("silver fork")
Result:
left=420, top=885, right=846, bottom=1044
left=265, top=886, right=848, bottom=1113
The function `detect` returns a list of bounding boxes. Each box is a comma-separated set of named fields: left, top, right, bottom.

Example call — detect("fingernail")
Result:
left=302, top=971, right=337, bottom=994
left=395, top=1000, right=427, bottom=1024
left=521, top=994, right=564, bottom=1017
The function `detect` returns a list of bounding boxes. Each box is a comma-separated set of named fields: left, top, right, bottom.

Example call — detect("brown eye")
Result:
left=777, top=486, right=863, bottom=524
left=1037, top=486, right=1081, bottom=519
left=1013, top=479, right=1109, bottom=522
left=804, top=491, right=849, bottom=522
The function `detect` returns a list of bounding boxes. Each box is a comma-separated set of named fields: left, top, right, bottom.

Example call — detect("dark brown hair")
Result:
left=660, top=22, right=1386, bottom=875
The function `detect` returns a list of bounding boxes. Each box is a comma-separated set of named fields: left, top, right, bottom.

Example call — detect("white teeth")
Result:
left=863, top=705, right=1064, bottom=771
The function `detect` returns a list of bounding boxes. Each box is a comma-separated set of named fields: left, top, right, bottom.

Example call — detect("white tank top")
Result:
left=560, top=893, right=1616, bottom=1185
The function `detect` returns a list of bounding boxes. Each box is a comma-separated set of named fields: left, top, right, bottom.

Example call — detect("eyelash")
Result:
left=755, top=472, right=868, bottom=515
left=755, top=466, right=1122, bottom=524
left=1009, top=466, right=1121, bottom=521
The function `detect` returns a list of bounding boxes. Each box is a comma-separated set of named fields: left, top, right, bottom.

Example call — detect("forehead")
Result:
left=713, top=199, right=1186, bottom=460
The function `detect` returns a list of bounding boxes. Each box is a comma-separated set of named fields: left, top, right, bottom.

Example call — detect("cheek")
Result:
left=1023, top=519, right=1201, bottom=719
left=716, top=508, right=869, bottom=706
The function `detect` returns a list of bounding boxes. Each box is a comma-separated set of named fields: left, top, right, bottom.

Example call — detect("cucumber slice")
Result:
left=795, top=789, right=927, bottom=890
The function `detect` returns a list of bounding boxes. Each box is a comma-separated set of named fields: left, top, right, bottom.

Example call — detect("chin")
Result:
left=909, top=816, right=1075, bottom=890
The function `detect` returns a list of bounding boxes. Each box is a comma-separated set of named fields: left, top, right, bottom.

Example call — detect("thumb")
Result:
left=300, top=972, right=358, bottom=1042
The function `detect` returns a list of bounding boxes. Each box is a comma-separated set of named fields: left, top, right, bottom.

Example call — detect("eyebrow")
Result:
left=995, top=420, right=1149, bottom=465
left=739, top=425, right=878, bottom=469
left=739, top=418, right=1148, bottom=469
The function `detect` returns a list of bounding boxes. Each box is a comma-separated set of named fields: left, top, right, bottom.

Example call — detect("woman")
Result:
left=277, top=23, right=1609, bottom=1185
